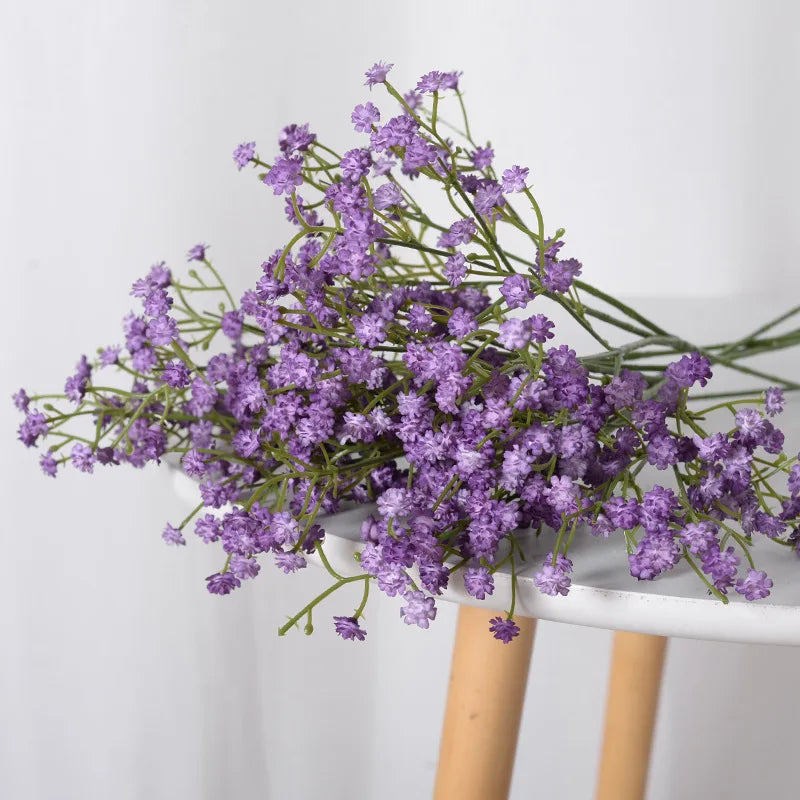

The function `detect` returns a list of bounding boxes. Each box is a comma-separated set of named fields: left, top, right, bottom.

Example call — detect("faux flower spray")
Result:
left=15, top=64, right=800, bottom=641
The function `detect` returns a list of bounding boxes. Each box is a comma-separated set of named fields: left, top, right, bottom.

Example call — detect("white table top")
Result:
left=318, top=503, right=800, bottom=647
left=173, top=471, right=800, bottom=646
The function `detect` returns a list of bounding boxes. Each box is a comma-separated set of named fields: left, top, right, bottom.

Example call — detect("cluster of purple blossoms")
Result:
left=15, top=64, right=800, bottom=645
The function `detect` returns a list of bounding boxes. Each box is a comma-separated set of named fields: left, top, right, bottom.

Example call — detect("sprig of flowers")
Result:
left=14, top=63, right=800, bottom=643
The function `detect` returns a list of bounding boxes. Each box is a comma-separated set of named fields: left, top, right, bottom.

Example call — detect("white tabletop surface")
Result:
left=173, top=471, right=800, bottom=646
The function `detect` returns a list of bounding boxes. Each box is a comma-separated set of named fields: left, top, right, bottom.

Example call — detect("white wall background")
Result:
left=2, top=1, right=800, bottom=798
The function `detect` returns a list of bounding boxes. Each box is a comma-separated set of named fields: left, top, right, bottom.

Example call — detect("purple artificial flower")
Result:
left=264, top=156, right=303, bottom=195
left=339, top=412, right=375, bottom=445
left=529, top=314, right=555, bottom=343
left=501, top=165, right=529, bottom=193
left=18, top=409, right=49, bottom=447
left=765, top=387, right=785, bottom=417
left=230, top=553, right=261, bottom=580
left=419, top=562, right=450, bottom=594
left=70, top=443, right=95, bottom=473
left=233, top=141, right=256, bottom=170
left=132, top=346, right=157, bottom=373
left=221, top=310, right=244, bottom=339
left=500, top=274, right=534, bottom=310
left=473, top=183, right=505, bottom=216
left=501, top=445, right=533, bottom=490
left=545, top=475, right=578, bottom=514
left=438, top=218, right=477, bottom=248
left=64, top=373, right=88, bottom=404
left=534, top=552, right=573, bottom=596
left=498, top=318, right=531, bottom=350
left=340, top=148, right=372, bottom=183
left=406, top=303, right=433, bottom=333
left=448, top=307, right=477, bottom=338
left=12, top=388, right=29, bottom=411
left=735, top=569, right=773, bottom=600
left=373, top=155, right=396, bottom=176
left=463, top=566, right=495, bottom=600
left=206, top=572, right=241, bottom=595
left=194, top=514, right=221, bottom=543
left=274, top=551, right=307, bottom=573
left=679, top=521, right=718, bottom=556
left=400, top=590, right=437, bottom=628
left=372, top=182, right=403, bottom=210
left=334, top=616, right=367, bottom=641
left=542, top=258, right=582, bottom=293
left=160, top=360, right=191, bottom=388
left=664, top=352, right=712, bottom=389
left=39, top=452, right=58, bottom=477
left=629, top=535, right=680, bottom=581
left=162, top=523, right=186, bottom=546
left=278, top=123, right=316, bottom=154
left=443, top=252, right=468, bottom=286
left=693, top=432, right=731, bottom=462
left=147, top=261, right=171, bottom=288
left=187, top=243, right=207, bottom=262
left=270, top=512, right=300, bottom=547
left=146, top=315, right=178, bottom=346
left=605, top=370, right=648, bottom=410
left=647, top=435, right=680, bottom=470
left=788, top=463, right=800, bottom=496
left=471, top=146, right=494, bottom=169
left=603, top=497, right=640, bottom=531
left=232, top=428, right=261, bottom=458
left=403, top=90, right=422, bottom=109
left=143, top=288, right=172, bottom=317
left=441, top=71, right=461, bottom=90
left=701, top=545, right=740, bottom=594
left=365, top=61, right=393, bottom=87
left=736, top=408, right=766, bottom=439
left=416, top=71, right=446, bottom=93
left=489, top=616, right=520, bottom=644
left=352, top=102, right=380, bottom=132
left=353, top=313, right=387, bottom=348
left=377, top=563, right=412, bottom=597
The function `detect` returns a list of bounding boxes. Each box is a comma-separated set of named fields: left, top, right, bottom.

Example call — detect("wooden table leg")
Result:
left=595, top=631, right=668, bottom=800
left=434, top=605, right=536, bottom=800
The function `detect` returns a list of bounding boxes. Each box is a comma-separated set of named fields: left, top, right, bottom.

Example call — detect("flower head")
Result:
left=264, top=156, right=303, bottom=195
left=400, top=590, right=437, bottom=628
left=502, top=165, right=529, bottom=193
left=489, top=616, right=520, bottom=644
left=233, top=141, right=256, bottom=170
left=334, top=616, right=367, bottom=641
left=187, top=243, right=207, bottom=262
left=365, top=61, right=393, bottom=87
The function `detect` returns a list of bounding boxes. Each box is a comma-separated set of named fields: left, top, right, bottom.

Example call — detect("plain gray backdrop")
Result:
left=3, top=2, right=800, bottom=798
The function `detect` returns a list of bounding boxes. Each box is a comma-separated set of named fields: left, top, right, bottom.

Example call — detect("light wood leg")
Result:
left=434, top=605, right=536, bottom=800
left=596, top=631, right=668, bottom=800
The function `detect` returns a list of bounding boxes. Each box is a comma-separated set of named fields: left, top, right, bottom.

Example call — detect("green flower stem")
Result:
left=508, top=538, right=519, bottom=619
left=314, top=541, right=346, bottom=581
left=683, top=548, right=729, bottom=603
left=278, top=575, right=368, bottom=636
left=454, top=89, right=476, bottom=145
left=180, top=268, right=231, bottom=316
left=714, top=304, right=800, bottom=357
left=178, top=501, right=205, bottom=530
left=354, top=577, right=370, bottom=619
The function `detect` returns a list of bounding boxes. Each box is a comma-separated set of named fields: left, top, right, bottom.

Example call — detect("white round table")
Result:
left=173, top=467, right=800, bottom=799
left=174, top=470, right=800, bottom=647
left=310, top=501, right=800, bottom=647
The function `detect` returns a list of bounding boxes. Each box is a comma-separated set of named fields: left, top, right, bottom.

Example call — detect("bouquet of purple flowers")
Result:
left=14, top=63, right=800, bottom=643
